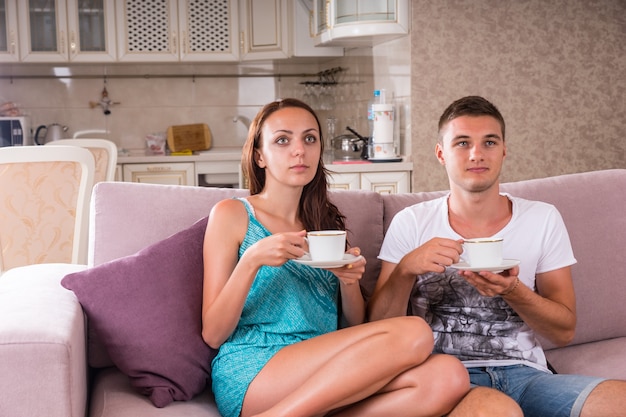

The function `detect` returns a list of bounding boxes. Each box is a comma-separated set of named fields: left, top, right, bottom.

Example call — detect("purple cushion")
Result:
left=61, top=216, right=215, bottom=408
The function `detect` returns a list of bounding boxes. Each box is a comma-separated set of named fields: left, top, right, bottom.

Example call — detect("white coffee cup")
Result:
left=462, top=238, right=503, bottom=268
left=306, top=230, right=346, bottom=262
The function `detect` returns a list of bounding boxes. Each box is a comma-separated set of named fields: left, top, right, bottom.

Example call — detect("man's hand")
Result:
left=398, top=237, right=464, bottom=276
left=459, top=265, right=520, bottom=297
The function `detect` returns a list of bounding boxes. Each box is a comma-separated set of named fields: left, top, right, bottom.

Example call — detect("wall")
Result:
left=0, top=62, right=315, bottom=150
left=0, top=56, right=381, bottom=152
left=409, top=0, right=626, bottom=191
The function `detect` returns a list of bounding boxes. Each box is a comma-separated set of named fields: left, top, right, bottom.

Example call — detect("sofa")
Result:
left=1, top=169, right=624, bottom=417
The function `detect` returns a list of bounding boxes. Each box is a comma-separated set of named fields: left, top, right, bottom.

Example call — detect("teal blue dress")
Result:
left=211, top=198, right=339, bottom=417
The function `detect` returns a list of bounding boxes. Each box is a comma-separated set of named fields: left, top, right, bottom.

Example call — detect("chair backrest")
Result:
left=47, top=138, right=117, bottom=183
left=72, top=129, right=109, bottom=139
left=0, top=146, right=95, bottom=274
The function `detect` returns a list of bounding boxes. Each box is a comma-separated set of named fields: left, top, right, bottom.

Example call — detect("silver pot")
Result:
left=331, top=134, right=367, bottom=160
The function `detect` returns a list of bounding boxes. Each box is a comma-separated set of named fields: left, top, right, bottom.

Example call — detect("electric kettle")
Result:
left=34, top=123, right=69, bottom=145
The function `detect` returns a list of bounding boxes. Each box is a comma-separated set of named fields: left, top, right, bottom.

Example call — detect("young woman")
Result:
left=201, top=98, right=469, bottom=417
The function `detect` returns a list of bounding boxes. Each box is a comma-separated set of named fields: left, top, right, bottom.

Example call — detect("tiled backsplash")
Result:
left=0, top=48, right=409, bottom=155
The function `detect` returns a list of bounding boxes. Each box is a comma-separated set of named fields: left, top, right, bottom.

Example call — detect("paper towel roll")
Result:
left=372, top=104, right=394, bottom=144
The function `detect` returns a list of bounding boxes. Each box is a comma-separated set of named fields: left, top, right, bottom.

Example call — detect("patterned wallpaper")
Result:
left=409, top=0, right=625, bottom=191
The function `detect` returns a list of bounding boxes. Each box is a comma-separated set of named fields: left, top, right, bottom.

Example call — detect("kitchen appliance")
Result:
left=0, top=116, right=31, bottom=147
left=34, top=123, right=69, bottom=145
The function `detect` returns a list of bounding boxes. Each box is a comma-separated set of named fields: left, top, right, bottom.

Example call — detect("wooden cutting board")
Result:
left=166, top=123, right=212, bottom=152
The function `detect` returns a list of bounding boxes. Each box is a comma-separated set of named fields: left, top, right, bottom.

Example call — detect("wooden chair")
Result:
left=46, top=138, right=118, bottom=183
left=0, top=146, right=95, bottom=274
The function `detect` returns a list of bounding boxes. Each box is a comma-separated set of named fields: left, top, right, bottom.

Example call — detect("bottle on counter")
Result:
left=367, top=90, right=381, bottom=136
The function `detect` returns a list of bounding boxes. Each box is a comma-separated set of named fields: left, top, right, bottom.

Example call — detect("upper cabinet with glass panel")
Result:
left=313, top=0, right=409, bottom=46
left=16, top=0, right=117, bottom=62
left=0, top=0, right=20, bottom=62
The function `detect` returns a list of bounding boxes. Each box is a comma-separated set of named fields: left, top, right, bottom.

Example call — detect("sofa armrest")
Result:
left=0, top=263, right=89, bottom=417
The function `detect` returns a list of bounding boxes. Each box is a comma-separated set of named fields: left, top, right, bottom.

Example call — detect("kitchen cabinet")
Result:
left=115, top=0, right=239, bottom=62
left=238, top=0, right=289, bottom=60
left=117, top=148, right=243, bottom=188
left=292, top=0, right=343, bottom=57
left=0, top=0, right=19, bottom=62
left=327, top=163, right=411, bottom=194
left=313, top=0, right=410, bottom=47
left=122, top=161, right=196, bottom=186
left=16, top=0, right=117, bottom=62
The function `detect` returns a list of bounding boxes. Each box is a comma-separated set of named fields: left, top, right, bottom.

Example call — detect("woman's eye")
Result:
left=305, top=135, right=317, bottom=143
left=276, top=137, right=288, bottom=144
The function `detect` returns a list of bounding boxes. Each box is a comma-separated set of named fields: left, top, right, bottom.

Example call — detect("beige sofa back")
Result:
left=89, top=169, right=626, bottom=371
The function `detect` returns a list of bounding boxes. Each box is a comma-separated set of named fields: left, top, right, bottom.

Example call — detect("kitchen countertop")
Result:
left=117, top=147, right=412, bottom=172
left=117, top=147, right=243, bottom=163
left=327, top=160, right=412, bottom=172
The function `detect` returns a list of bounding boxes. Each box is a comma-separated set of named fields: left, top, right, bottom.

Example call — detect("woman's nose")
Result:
left=293, top=139, right=305, bottom=156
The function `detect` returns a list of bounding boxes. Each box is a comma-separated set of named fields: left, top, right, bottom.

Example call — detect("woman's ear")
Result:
left=254, top=150, right=265, bottom=168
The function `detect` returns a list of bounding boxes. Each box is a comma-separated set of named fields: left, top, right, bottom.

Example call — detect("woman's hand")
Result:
left=329, top=247, right=366, bottom=286
left=244, top=230, right=308, bottom=268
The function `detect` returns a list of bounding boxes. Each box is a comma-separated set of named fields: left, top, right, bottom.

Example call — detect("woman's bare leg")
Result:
left=330, top=354, right=469, bottom=417
left=241, top=316, right=468, bottom=417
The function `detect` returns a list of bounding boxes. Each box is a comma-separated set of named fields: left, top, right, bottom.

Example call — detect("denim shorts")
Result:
left=468, top=365, right=605, bottom=417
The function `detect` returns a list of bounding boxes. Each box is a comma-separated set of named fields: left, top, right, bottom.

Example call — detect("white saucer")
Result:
left=451, top=259, right=521, bottom=273
left=293, top=254, right=363, bottom=269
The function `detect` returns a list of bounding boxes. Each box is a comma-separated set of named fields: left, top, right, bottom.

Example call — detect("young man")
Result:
left=368, top=96, right=626, bottom=417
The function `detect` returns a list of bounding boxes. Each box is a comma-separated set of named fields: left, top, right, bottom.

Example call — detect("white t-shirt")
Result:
left=379, top=194, right=576, bottom=372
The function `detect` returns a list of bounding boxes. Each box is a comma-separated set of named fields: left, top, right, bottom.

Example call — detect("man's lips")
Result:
left=467, top=167, right=488, bottom=173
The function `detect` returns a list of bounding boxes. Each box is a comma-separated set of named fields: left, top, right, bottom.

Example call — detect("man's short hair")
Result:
left=438, top=96, right=506, bottom=141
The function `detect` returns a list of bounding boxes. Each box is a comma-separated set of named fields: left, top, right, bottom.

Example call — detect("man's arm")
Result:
left=505, top=266, right=576, bottom=347
left=368, top=237, right=464, bottom=321
left=460, top=266, right=577, bottom=347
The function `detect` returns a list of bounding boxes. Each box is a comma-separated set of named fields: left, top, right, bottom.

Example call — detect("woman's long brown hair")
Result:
left=241, top=98, right=345, bottom=232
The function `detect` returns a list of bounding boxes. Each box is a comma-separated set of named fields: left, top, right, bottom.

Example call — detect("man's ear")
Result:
left=435, top=142, right=445, bottom=165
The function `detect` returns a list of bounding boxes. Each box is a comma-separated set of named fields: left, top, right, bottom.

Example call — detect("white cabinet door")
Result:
left=115, top=0, right=179, bottom=62
left=66, top=0, right=117, bottom=62
left=238, top=0, right=289, bottom=61
left=361, top=171, right=409, bottom=194
left=122, top=162, right=196, bottom=186
left=0, top=0, right=20, bottom=62
left=178, top=0, right=239, bottom=61
left=17, top=0, right=68, bottom=61
left=17, top=0, right=116, bottom=62
left=327, top=170, right=410, bottom=194
left=327, top=172, right=360, bottom=191
left=117, top=0, right=239, bottom=62
left=313, top=0, right=409, bottom=47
